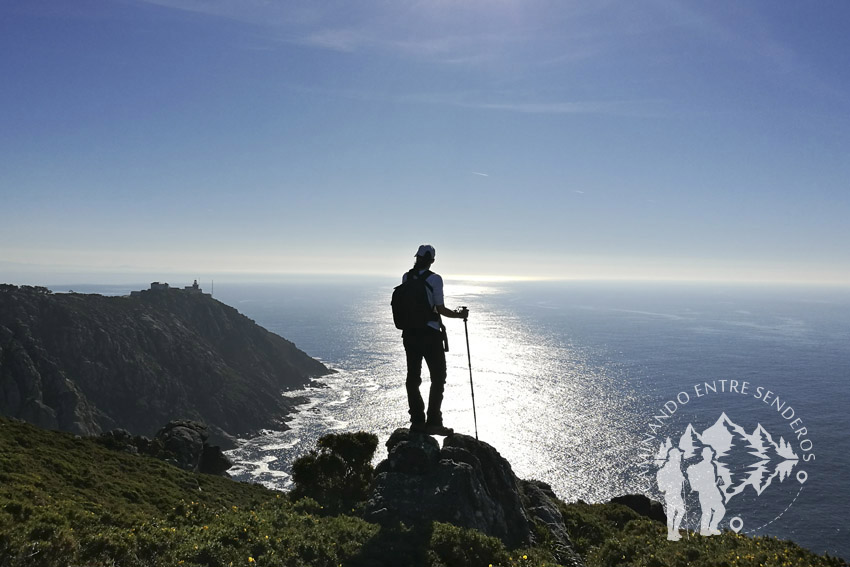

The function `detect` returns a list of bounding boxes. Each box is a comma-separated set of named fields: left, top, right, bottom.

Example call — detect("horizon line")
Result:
left=4, top=272, right=850, bottom=289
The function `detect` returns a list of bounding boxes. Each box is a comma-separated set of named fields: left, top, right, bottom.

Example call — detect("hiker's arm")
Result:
left=437, top=305, right=469, bottom=319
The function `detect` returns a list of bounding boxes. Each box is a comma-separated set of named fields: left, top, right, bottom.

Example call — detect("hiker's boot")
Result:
left=424, top=423, right=454, bottom=436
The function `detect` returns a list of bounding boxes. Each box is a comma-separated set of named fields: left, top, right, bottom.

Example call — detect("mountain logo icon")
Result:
left=654, top=413, right=802, bottom=541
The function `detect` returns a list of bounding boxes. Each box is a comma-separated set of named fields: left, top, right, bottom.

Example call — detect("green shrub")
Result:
left=428, top=522, right=511, bottom=566
left=290, top=431, right=379, bottom=514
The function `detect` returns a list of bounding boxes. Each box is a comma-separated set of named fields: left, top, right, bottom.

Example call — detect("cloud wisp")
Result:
left=131, top=0, right=616, bottom=67
left=285, top=83, right=656, bottom=118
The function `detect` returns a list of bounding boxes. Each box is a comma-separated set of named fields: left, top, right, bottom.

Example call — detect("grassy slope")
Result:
left=0, top=417, right=377, bottom=567
left=559, top=501, right=847, bottom=567
left=0, top=417, right=846, bottom=567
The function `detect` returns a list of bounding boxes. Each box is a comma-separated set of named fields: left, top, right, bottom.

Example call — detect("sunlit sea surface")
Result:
left=65, top=279, right=849, bottom=558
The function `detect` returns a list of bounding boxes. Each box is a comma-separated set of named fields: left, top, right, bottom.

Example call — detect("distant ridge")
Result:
left=0, top=284, right=331, bottom=445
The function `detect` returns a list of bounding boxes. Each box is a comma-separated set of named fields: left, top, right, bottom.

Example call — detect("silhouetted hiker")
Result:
left=394, top=245, right=469, bottom=436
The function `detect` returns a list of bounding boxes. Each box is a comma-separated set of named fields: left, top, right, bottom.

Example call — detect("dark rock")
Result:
left=520, top=480, right=584, bottom=566
left=609, top=494, right=666, bottom=523
left=365, top=429, right=584, bottom=564
left=98, top=428, right=142, bottom=454
left=97, top=420, right=232, bottom=476
left=521, top=480, right=567, bottom=540
left=200, top=444, right=233, bottom=476
left=383, top=428, right=441, bottom=475
left=442, top=434, right=527, bottom=534
left=155, top=420, right=209, bottom=472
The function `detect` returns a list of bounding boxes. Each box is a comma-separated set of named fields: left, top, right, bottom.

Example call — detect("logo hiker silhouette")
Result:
left=687, top=446, right=726, bottom=536
left=656, top=446, right=686, bottom=541
left=392, top=245, right=469, bottom=437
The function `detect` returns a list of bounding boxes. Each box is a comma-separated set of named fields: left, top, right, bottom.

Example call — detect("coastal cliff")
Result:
left=0, top=284, right=330, bottom=444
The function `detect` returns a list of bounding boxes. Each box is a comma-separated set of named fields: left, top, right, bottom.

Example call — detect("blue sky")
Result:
left=1, top=1, right=849, bottom=284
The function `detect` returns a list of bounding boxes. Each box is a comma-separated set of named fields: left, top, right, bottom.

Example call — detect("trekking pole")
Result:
left=461, top=307, right=478, bottom=440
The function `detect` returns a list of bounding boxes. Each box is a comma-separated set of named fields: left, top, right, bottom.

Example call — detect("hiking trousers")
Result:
left=403, top=328, right=446, bottom=426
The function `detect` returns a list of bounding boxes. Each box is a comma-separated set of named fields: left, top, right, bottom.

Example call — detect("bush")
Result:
left=428, top=522, right=511, bottom=566
left=290, top=432, right=379, bottom=515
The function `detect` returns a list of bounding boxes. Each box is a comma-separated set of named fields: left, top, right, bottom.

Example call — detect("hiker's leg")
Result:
left=422, top=330, right=447, bottom=426
left=403, top=333, right=427, bottom=425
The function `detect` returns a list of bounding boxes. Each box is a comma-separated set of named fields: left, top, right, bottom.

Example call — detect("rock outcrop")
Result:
left=608, top=493, right=666, bottom=523
left=0, top=284, right=331, bottom=445
left=98, top=420, right=233, bottom=475
left=365, top=428, right=585, bottom=566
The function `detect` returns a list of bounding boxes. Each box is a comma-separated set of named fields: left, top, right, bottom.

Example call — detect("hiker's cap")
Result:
left=415, top=244, right=436, bottom=259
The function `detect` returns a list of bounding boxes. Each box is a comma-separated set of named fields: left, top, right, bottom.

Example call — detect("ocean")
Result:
left=62, top=279, right=850, bottom=558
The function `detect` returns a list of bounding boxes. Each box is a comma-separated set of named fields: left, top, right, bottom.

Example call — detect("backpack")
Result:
left=391, top=269, right=437, bottom=330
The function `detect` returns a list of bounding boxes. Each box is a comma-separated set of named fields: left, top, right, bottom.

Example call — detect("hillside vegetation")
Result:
left=1, top=417, right=846, bottom=567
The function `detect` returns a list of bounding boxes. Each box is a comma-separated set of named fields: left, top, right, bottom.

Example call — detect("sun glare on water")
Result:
left=228, top=279, right=645, bottom=503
